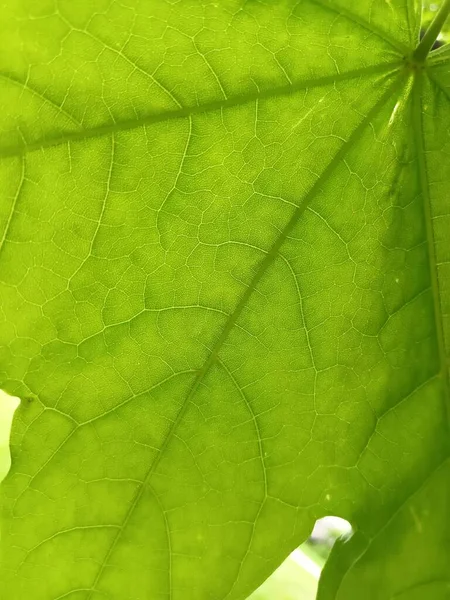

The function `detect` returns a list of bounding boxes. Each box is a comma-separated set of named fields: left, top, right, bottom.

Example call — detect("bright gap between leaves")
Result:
left=0, top=389, right=20, bottom=483
left=248, top=517, right=353, bottom=600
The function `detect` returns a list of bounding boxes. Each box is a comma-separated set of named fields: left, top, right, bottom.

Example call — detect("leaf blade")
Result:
left=1, top=2, right=449, bottom=599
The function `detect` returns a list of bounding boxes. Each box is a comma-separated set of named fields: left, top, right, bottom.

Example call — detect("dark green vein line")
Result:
left=85, top=72, right=407, bottom=597
left=412, top=73, right=450, bottom=415
left=0, top=62, right=401, bottom=160
left=307, top=0, right=408, bottom=54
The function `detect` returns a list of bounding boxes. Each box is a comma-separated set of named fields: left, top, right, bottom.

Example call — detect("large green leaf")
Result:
left=0, top=1, right=449, bottom=599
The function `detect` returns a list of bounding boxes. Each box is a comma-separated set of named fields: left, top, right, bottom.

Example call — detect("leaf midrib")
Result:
left=0, top=62, right=401, bottom=159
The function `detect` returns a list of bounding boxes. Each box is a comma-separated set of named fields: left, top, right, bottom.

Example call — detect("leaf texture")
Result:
left=0, top=1, right=449, bottom=599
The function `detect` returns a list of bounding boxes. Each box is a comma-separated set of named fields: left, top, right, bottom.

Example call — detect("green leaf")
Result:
left=0, top=1, right=449, bottom=599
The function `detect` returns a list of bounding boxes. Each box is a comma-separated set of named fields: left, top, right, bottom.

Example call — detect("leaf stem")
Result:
left=413, top=0, right=450, bottom=62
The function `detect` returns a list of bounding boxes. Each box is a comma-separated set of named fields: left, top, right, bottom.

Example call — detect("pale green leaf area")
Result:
left=0, top=391, right=19, bottom=482
left=0, top=0, right=449, bottom=599
left=249, top=551, right=319, bottom=600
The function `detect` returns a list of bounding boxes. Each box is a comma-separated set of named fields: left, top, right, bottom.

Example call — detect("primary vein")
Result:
left=0, top=62, right=401, bottom=160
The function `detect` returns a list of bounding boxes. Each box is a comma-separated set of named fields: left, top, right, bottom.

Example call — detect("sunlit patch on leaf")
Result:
left=0, top=390, right=20, bottom=483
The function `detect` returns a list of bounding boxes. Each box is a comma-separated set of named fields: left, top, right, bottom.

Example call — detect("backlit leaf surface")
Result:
left=0, top=1, right=449, bottom=599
